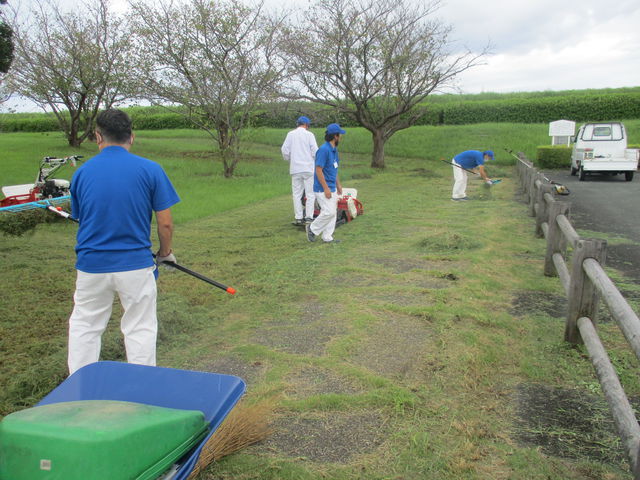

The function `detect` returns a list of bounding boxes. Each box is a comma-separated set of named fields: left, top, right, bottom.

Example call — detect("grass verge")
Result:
left=1, top=127, right=639, bottom=479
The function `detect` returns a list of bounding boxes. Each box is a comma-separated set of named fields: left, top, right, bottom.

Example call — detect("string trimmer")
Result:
left=44, top=205, right=237, bottom=295
left=439, top=159, right=502, bottom=184
left=503, top=148, right=570, bottom=195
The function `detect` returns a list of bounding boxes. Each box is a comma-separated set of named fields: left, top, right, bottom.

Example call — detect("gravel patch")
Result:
left=348, top=311, right=432, bottom=382
left=259, top=411, right=387, bottom=463
left=284, top=366, right=365, bottom=399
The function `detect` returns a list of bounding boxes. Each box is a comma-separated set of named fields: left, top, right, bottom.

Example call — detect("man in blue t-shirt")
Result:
left=306, top=123, right=345, bottom=243
left=67, top=109, right=180, bottom=374
left=451, top=150, right=494, bottom=201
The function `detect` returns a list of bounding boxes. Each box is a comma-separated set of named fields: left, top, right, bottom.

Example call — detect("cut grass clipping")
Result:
left=0, top=203, right=72, bottom=236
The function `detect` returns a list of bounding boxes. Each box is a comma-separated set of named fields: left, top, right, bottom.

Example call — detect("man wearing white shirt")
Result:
left=281, top=116, right=319, bottom=225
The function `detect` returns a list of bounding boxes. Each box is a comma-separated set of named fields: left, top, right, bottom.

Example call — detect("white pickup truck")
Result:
left=570, top=122, right=638, bottom=181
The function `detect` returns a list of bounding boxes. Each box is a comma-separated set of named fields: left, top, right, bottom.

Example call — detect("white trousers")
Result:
left=68, top=266, right=158, bottom=374
left=310, top=191, right=338, bottom=242
left=452, top=160, right=468, bottom=199
left=291, top=172, right=315, bottom=220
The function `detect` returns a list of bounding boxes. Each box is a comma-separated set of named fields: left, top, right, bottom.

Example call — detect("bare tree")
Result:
left=130, top=0, right=288, bottom=178
left=0, top=8, right=12, bottom=74
left=6, top=0, right=133, bottom=146
left=0, top=0, right=13, bottom=101
left=286, top=0, right=487, bottom=169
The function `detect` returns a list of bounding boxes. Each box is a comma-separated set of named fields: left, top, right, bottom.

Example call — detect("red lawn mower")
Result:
left=1, top=155, right=82, bottom=211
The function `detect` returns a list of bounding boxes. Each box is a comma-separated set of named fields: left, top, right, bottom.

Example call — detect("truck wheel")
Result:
left=570, top=166, right=578, bottom=176
left=578, top=167, right=586, bottom=181
left=625, top=171, right=634, bottom=181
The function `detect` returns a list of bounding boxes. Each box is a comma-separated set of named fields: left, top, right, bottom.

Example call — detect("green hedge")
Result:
left=129, top=112, right=194, bottom=130
left=2, top=90, right=639, bottom=132
left=419, top=93, right=640, bottom=126
left=535, top=146, right=572, bottom=169
left=0, top=115, right=59, bottom=132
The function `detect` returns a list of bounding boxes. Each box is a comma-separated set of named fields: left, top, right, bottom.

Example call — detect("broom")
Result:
left=187, top=398, right=275, bottom=478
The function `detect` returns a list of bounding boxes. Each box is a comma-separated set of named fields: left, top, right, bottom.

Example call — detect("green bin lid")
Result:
left=0, top=400, right=209, bottom=480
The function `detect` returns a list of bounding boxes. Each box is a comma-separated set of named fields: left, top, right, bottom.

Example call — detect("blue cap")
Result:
left=297, top=116, right=311, bottom=125
left=326, top=123, right=346, bottom=135
left=483, top=150, right=494, bottom=160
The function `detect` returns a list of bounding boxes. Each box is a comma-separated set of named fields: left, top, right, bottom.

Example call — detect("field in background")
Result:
left=4, top=119, right=640, bottom=224
left=2, top=124, right=640, bottom=479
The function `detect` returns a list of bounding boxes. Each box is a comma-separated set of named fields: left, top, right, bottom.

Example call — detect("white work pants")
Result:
left=68, top=266, right=158, bottom=374
left=310, top=191, right=338, bottom=242
left=452, top=160, right=468, bottom=199
left=291, top=172, right=315, bottom=220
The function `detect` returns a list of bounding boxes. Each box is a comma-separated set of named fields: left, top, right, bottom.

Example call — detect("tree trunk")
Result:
left=67, top=122, right=82, bottom=147
left=370, top=129, right=386, bottom=169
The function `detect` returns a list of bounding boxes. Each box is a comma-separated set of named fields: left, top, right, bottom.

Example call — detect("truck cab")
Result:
left=570, top=122, right=638, bottom=181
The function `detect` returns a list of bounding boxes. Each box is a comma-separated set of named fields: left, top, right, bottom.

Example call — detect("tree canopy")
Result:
left=0, top=0, right=13, bottom=75
left=285, top=0, right=486, bottom=168
left=6, top=0, right=132, bottom=146
left=130, top=0, right=288, bottom=177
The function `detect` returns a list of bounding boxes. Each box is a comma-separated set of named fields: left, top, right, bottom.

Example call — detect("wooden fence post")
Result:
left=544, top=201, right=570, bottom=277
left=565, top=238, right=608, bottom=344
left=528, top=172, right=540, bottom=217
left=535, top=184, right=554, bottom=238
left=519, top=162, right=529, bottom=198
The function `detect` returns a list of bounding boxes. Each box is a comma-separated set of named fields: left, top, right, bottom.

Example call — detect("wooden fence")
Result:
left=515, top=153, right=640, bottom=478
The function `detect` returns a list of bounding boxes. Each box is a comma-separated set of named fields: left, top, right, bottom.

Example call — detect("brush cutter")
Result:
left=503, top=148, right=570, bottom=195
left=42, top=205, right=237, bottom=295
left=153, top=255, right=237, bottom=295
left=440, top=159, right=501, bottom=184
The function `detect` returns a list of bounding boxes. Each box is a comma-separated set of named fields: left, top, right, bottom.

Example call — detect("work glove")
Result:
left=156, top=250, right=177, bottom=270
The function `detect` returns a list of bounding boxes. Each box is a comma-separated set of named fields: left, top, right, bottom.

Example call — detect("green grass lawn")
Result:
left=1, top=125, right=639, bottom=479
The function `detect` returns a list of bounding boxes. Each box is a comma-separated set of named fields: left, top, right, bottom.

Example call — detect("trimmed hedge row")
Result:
left=0, top=116, right=59, bottom=132
left=536, top=143, right=640, bottom=169
left=232, top=93, right=640, bottom=128
left=1, top=92, right=639, bottom=132
left=420, top=93, right=640, bottom=126
left=535, top=146, right=572, bottom=169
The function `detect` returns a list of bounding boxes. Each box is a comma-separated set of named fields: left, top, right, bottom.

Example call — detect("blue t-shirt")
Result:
left=454, top=150, right=485, bottom=170
left=70, top=146, right=180, bottom=273
left=313, top=142, right=339, bottom=192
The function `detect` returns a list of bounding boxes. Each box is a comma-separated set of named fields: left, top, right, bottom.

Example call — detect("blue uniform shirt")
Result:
left=454, top=150, right=485, bottom=170
left=314, top=142, right=339, bottom=192
left=71, top=146, right=180, bottom=273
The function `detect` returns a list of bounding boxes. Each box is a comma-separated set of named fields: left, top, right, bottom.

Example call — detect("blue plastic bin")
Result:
left=36, top=361, right=245, bottom=480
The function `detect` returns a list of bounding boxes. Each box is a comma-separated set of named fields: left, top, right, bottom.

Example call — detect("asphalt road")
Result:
left=542, top=168, right=640, bottom=281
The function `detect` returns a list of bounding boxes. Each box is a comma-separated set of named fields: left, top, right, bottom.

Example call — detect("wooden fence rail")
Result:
left=515, top=153, right=640, bottom=478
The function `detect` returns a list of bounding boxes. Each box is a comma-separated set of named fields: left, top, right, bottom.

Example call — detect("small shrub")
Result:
left=536, top=146, right=572, bottom=169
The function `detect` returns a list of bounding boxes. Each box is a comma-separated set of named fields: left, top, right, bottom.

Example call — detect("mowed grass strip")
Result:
left=1, top=127, right=639, bottom=479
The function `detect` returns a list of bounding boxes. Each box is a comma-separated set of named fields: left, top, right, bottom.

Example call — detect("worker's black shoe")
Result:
left=306, top=224, right=316, bottom=242
left=304, top=217, right=313, bottom=224
left=294, top=218, right=304, bottom=226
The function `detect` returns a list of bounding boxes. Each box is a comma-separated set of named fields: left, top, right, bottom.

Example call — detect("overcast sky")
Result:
left=436, top=0, right=640, bottom=93
left=4, top=0, right=639, bottom=111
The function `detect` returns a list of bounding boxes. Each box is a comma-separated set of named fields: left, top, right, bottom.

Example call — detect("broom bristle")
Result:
left=188, top=399, right=275, bottom=478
